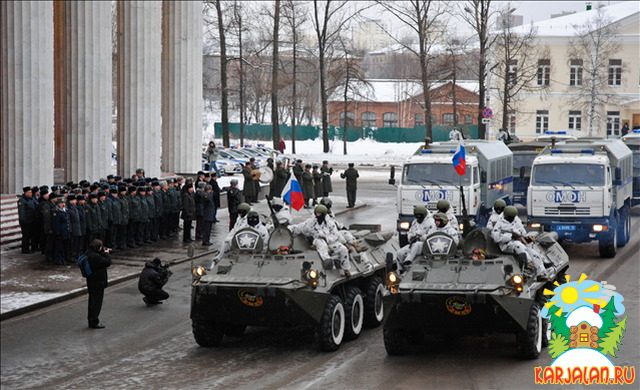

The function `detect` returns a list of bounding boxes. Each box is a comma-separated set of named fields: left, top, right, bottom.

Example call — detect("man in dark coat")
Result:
left=227, top=179, right=241, bottom=231
left=340, top=163, right=360, bottom=208
left=321, top=160, right=333, bottom=197
left=97, top=191, right=109, bottom=246
left=271, top=160, right=288, bottom=198
left=85, top=193, right=101, bottom=249
left=194, top=182, right=205, bottom=238
left=42, top=192, right=58, bottom=260
left=201, top=185, right=216, bottom=246
left=302, top=164, right=315, bottom=209
left=117, top=186, right=129, bottom=250
left=161, top=181, right=172, bottom=238
left=86, top=239, right=111, bottom=328
left=242, top=163, right=256, bottom=204
left=30, top=186, right=42, bottom=251
left=312, top=165, right=323, bottom=206
left=292, top=159, right=304, bottom=183
left=137, top=186, right=150, bottom=245
left=76, top=194, right=87, bottom=253
left=181, top=183, right=196, bottom=242
left=52, top=197, right=72, bottom=265
left=127, top=186, right=141, bottom=246
left=208, top=174, right=221, bottom=222
left=67, top=194, right=82, bottom=261
left=106, top=188, right=121, bottom=252
left=17, top=186, right=37, bottom=253
left=138, top=258, right=170, bottom=307
left=37, top=187, right=51, bottom=254
left=145, top=186, right=156, bottom=242
left=151, top=181, right=163, bottom=241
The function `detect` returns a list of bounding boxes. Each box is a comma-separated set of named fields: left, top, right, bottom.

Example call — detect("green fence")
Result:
left=214, top=123, right=478, bottom=143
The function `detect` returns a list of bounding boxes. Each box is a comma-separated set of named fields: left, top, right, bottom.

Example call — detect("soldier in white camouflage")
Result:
left=403, top=212, right=458, bottom=269
left=214, top=211, right=269, bottom=261
left=396, top=206, right=434, bottom=270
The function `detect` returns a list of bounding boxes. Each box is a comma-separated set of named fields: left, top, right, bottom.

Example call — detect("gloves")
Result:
left=409, top=236, right=419, bottom=245
left=511, top=233, right=520, bottom=240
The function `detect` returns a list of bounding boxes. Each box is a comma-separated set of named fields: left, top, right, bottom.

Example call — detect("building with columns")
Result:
left=1, top=1, right=203, bottom=194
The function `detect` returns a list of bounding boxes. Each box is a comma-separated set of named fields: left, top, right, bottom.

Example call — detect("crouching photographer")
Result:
left=138, top=258, right=172, bottom=307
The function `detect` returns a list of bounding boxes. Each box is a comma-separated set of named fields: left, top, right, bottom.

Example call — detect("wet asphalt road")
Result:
left=1, top=179, right=638, bottom=389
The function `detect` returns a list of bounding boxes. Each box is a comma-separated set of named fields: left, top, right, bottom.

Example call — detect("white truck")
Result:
left=390, top=140, right=513, bottom=246
left=527, top=138, right=633, bottom=258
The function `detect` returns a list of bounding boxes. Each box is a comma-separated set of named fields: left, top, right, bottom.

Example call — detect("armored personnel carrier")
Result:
left=190, top=225, right=399, bottom=351
left=382, top=228, right=569, bottom=358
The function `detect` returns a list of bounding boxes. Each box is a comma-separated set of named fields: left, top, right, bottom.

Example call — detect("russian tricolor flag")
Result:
left=452, top=140, right=466, bottom=176
left=281, top=174, right=305, bottom=211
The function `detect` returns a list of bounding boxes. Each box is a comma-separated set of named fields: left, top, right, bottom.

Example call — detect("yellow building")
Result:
left=493, top=2, right=640, bottom=139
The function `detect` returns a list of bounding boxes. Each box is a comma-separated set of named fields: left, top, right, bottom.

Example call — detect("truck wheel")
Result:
left=192, top=320, right=225, bottom=347
left=516, top=302, right=543, bottom=359
left=617, top=207, right=630, bottom=247
left=344, top=287, right=364, bottom=341
left=224, top=324, right=247, bottom=337
left=316, top=295, right=345, bottom=351
left=383, top=327, right=410, bottom=356
left=542, top=318, right=550, bottom=348
left=599, top=229, right=617, bottom=258
left=364, top=276, right=385, bottom=328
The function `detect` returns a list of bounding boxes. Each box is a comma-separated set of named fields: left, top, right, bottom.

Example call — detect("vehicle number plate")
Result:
left=556, top=225, right=575, bottom=231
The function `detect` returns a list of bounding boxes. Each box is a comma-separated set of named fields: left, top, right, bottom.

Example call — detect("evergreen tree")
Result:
left=598, top=305, right=618, bottom=339
left=549, top=333, right=569, bottom=359
left=547, top=309, right=571, bottom=339
left=599, top=316, right=627, bottom=358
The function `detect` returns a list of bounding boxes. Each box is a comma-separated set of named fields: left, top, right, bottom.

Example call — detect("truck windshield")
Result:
left=513, top=153, right=537, bottom=175
left=531, top=164, right=605, bottom=186
left=403, top=163, right=471, bottom=185
left=633, top=153, right=639, bottom=169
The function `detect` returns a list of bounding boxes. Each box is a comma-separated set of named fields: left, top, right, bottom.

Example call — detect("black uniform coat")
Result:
left=227, top=187, right=241, bottom=213
left=321, top=166, right=333, bottom=193
left=85, top=202, right=100, bottom=234
left=202, top=191, right=216, bottom=222
left=107, top=195, right=122, bottom=225
left=194, top=189, right=205, bottom=217
left=181, top=190, right=196, bottom=221
left=293, top=164, right=304, bottom=183
left=242, top=167, right=256, bottom=198
left=52, top=207, right=71, bottom=240
left=86, top=246, right=111, bottom=289
left=97, top=200, right=108, bottom=230
left=302, top=170, right=315, bottom=199
left=42, top=200, right=55, bottom=234
left=209, top=179, right=221, bottom=208
left=341, top=167, right=359, bottom=190
left=17, top=195, right=37, bottom=226
left=313, top=170, right=323, bottom=198
left=68, top=204, right=82, bottom=237
left=272, top=166, right=288, bottom=197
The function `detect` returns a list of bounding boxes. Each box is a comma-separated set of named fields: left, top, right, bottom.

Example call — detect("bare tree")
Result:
left=434, top=35, right=474, bottom=127
left=566, top=6, right=624, bottom=136
left=377, top=0, right=448, bottom=140
left=491, top=12, right=549, bottom=133
left=458, top=0, right=502, bottom=139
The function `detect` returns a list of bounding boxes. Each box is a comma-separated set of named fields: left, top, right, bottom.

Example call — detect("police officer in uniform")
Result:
left=117, top=185, right=129, bottom=250
left=271, top=160, right=288, bottom=198
left=137, top=186, right=150, bottom=244
left=67, top=194, right=82, bottom=261
left=17, top=186, right=37, bottom=253
left=85, top=193, right=101, bottom=249
left=97, top=191, right=109, bottom=246
left=312, top=165, right=323, bottom=206
left=321, top=161, right=333, bottom=197
left=302, top=164, right=315, bottom=209
left=52, top=197, right=71, bottom=265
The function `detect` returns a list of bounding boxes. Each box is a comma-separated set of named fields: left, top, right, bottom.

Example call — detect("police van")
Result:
left=390, top=140, right=513, bottom=246
left=508, top=141, right=550, bottom=207
left=621, top=130, right=640, bottom=207
left=527, top=138, right=633, bottom=258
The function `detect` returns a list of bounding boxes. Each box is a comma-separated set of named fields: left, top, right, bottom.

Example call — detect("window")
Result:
left=535, top=110, right=549, bottom=134
left=339, top=111, right=355, bottom=128
left=361, top=112, right=376, bottom=128
left=568, top=110, right=582, bottom=130
left=580, top=333, right=588, bottom=342
left=537, top=59, right=550, bottom=86
left=608, top=59, right=622, bottom=86
left=430, top=114, right=437, bottom=125
left=464, top=114, right=474, bottom=124
left=383, top=112, right=398, bottom=127
left=507, top=110, right=516, bottom=133
left=414, top=113, right=424, bottom=126
left=570, top=59, right=583, bottom=86
left=607, top=111, right=620, bottom=136
left=508, top=59, right=518, bottom=86
left=442, top=113, right=458, bottom=125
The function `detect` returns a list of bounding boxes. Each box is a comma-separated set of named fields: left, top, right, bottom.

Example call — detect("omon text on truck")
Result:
left=390, top=140, right=513, bottom=246
left=527, top=138, right=633, bottom=258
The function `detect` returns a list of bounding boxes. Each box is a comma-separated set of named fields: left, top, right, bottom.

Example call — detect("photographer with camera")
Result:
left=86, top=239, right=112, bottom=329
left=138, top=258, right=172, bottom=307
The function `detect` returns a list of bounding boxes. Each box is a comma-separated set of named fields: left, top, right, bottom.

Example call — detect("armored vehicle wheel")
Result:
left=344, top=287, right=364, bottom=341
left=316, top=295, right=345, bottom=351
left=225, top=324, right=247, bottom=337
left=599, top=228, right=617, bottom=258
left=192, top=320, right=225, bottom=347
left=542, top=318, right=550, bottom=348
left=383, top=327, right=410, bottom=356
left=516, top=302, right=543, bottom=359
left=364, top=276, right=385, bottom=328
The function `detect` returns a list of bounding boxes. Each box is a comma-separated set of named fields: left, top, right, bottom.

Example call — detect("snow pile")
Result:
left=566, top=306, right=604, bottom=328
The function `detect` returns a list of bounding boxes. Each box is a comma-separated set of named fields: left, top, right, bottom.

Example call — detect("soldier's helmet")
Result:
left=413, top=205, right=428, bottom=218
left=503, top=206, right=518, bottom=223
left=437, top=200, right=450, bottom=213
left=433, top=212, right=449, bottom=226
left=237, top=203, right=251, bottom=217
left=247, top=211, right=260, bottom=227
left=320, top=197, right=333, bottom=209
left=494, top=199, right=507, bottom=214
left=314, top=205, right=328, bottom=215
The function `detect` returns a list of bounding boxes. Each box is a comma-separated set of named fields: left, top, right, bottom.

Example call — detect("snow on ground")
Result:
left=1, top=292, right=66, bottom=314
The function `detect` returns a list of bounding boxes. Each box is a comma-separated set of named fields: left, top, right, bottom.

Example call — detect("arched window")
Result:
left=339, top=111, right=355, bottom=128
left=361, top=112, right=376, bottom=128
left=383, top=112, right=398, bottom=127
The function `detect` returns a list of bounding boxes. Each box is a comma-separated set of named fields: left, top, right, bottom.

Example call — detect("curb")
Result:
left=0, top=203, right=368, bottom=322
left=0, top=249, right=217, bottom=322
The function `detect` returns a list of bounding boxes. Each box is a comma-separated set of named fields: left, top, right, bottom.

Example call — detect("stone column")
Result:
left=117, top=1, right=162, bottom=178
left=1, top=1, right=54, bottom=194
left=162, top=1, right=203, bottom=174
left=63, top=1, right=112, bottom=182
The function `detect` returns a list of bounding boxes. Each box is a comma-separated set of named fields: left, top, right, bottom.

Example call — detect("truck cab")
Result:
left=508, top=141, right=550, bottom=207
left=527, top=138, right=633, bottom=258
left=391, top=140, right=513, bottom=246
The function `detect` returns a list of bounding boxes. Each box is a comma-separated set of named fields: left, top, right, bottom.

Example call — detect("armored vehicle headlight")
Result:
left=509, top=274, right=523, bottom=292
left=388, top=272, right=398, bottom=284
left=512, top=274, right=523, bottom=284
left=459, top=223, right=464, bottom=231
left=308, top=270, right=318, bottom=279
left=399, top=222, right=410, bottom=230
left=529, top=223, right=541, bottom=228
left=193, top=266, right=205, bottom=278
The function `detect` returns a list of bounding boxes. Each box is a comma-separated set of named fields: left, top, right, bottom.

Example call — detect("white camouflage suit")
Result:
left=446, top=210, right=459, bottom=233
left=326, top=212, right=357, bottom=244
left=288, top=217, right=350, bottom=270
left=405, top=224, right=459, bottom=265
left=491, top=215, right=545, bottom=275
left=214, top=222, right=270, bottom=261
left=487, top=210, right=501, bottom=229
left=397, top=215, right=436, bottom=267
